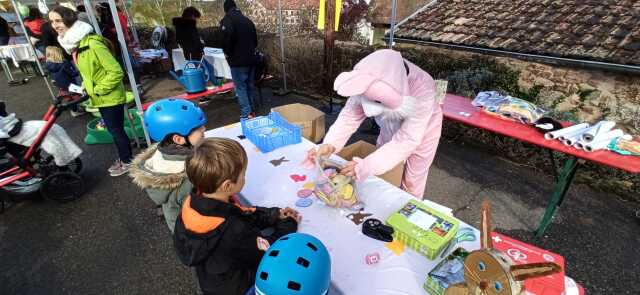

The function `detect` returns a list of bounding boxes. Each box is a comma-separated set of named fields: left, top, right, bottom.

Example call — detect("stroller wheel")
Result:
left=40, top=172, right=84, bottom=203
left=43, top=156, right=83, bottom=174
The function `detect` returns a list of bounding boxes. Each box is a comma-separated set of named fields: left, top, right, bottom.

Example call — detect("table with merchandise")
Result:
left=206, top=122, right=584, bottom=295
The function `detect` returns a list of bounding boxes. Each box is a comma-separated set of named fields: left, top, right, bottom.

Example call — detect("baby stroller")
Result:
left=0, top=94, right=87, bottom=211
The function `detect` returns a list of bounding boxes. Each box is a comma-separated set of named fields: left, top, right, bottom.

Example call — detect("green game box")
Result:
left=386, top=199, right=459, bottom=260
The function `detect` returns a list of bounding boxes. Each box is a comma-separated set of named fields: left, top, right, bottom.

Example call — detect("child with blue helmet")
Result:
left=129, top=98, right=207, bottom=233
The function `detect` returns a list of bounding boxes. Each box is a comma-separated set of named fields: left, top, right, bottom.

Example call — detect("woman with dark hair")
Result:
left=49, top=6, right=132, bottom=177
left=173, top=6, right=204, bottom=60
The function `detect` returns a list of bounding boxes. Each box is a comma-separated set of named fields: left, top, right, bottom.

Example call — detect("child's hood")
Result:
left=129, top=145, right=189, bottom=190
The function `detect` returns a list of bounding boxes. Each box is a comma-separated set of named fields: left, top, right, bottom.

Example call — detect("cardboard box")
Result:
left=272, top=104, right=325, bottom=143
left=338, top=140, right=404, bottom=187
left=491, top=232, right=566, bottom=295
left=387, top=200, right=459, bottom=260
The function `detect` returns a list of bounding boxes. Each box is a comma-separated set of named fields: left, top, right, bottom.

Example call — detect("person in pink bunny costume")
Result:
left=307, top=49, right=443, bottom=199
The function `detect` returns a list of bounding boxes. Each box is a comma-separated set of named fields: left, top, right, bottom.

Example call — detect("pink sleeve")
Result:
left=322, top=97, right=367, bottom=151
left=354, top=96, right=437, bottom=181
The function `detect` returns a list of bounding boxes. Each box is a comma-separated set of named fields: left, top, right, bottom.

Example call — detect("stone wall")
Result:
left=397, top=44, right=640, bottom=135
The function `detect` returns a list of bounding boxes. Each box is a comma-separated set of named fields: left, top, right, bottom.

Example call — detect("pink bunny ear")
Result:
left=333, top=71, right=378, bottom=97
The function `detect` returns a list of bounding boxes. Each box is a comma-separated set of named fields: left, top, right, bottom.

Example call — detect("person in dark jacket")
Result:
left=172, top=7, right=204, bottom=60
left=0, top=16, right=9, bottom=45
left=174, top=138, right=300, bottom=295
left=220, top=0, right=259, bottom=119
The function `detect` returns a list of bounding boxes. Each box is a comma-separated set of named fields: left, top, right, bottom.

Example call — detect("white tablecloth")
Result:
left=206, top=124, right=481, bottom=295
left=203, top=47, right=232, bottom=80
left=0, top=44, right=39, bottom=67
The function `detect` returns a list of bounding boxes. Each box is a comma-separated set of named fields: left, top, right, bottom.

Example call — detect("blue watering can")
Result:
left=170, top=60, right=210, bottom=94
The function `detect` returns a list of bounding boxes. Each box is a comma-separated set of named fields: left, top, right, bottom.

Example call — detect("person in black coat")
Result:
left=220, top=0, right=259, bottom=119
left=172, top=7, right=204, bottom=60
left=173, top=138, right=300, bottom=295
left=0, top=16, right=9, bottom=45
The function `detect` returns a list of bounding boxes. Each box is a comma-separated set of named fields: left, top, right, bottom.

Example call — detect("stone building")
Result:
left=394, top=0, right=640, bottom=134
left=248, top=0, right=318, bottom=34
left=368, top=0, right=432, bottom=45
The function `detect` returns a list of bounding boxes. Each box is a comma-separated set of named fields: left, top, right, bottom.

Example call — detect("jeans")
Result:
left=99, top=104, right=132, bottom=163
left=230, top=67, right=256, bottom=119
left=0, top=36, right=9, bottom=46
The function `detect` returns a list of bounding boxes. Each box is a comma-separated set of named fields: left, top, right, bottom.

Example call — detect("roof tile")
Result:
left=395, top=0, right=640, bottom=65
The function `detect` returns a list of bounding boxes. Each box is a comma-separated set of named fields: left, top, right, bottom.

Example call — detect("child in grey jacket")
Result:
left=129, top=99, right=207, bottom=233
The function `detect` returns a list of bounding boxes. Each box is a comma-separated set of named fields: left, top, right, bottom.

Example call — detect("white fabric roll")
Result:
left=545, top=123, right=590, bottom=140
left=581, top=121, right=616, bottom=143
left=584, top=129, right=624, bottom=152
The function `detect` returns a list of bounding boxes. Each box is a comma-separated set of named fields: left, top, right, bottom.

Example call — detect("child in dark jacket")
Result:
left=45, top=46, right=80, bottom=92
left=174, top=138, right=300, bottom=295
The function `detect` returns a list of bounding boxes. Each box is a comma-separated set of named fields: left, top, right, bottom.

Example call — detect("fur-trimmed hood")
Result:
left=129, top=145, right=187, bottom=190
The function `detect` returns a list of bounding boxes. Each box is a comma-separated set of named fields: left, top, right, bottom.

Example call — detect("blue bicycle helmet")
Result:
left=255, top=233, right=331, bottom=295
left=144, top=98, right=207, bottom=142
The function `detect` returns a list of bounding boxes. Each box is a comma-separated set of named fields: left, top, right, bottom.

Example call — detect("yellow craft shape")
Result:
left=303, top=182, right=316, bottom=190
left=386, top=240, right=405, bottom=256
left=340, top=184, right=354, bottom=201
left=223, top=122, right=239, bottom=129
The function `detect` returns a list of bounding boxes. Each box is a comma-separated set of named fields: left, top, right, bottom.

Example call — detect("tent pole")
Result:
left=83, top=0, right=103, bottom=36
left=389, top=0, right=397, bottom=48
left=276, top=0, right=287, bottom=93
left=10, top=0, right=56, bottom=101
left=106, top=0, right=151, bottom=147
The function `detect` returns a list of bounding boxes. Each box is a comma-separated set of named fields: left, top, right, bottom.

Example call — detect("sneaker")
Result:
left=108, top=160, right=122, bottom=174
left=248, top=112, right=257, bottom=119
left=110, top=161, right=131, bottom=177
left=70, top=109, right=86, bottom=117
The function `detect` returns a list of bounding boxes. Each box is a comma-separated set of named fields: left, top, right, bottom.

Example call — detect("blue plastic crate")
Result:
left=241, top=111, right=302, bottom=153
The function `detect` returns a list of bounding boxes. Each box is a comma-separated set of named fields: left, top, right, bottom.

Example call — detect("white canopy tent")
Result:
left=8, top=0, right=57, bottom=100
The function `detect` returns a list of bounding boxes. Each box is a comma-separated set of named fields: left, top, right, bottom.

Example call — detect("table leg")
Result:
left=1, top=58, right=16, bottom=82
left=535, top=157, right=579, bottom=237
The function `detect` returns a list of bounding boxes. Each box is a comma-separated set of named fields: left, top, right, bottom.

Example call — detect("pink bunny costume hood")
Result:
left=322, top=49, right=443, bottom=198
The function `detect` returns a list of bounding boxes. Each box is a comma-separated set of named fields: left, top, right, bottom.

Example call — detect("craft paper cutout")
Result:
left=269, top=156, right=289, bottom=167
left=224, top=123, right=239, bottom=129
left=290, top=174, right=307, bottom=182
left=347, top=210, right=372, bottom=225
left=365, top=252, right=380, bottom=265
left=297, top=189, right=313, bottom=198
left=303, top=182, right=316, bottom=190
left=386, top=240, right=405, bottom=256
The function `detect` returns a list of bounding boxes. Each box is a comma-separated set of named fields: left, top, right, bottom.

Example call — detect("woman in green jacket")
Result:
left=49, top=6, right=132, bottom=176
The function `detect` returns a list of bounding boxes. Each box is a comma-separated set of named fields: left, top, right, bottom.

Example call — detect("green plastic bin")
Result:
left=84, top=109, right=144, bottom=145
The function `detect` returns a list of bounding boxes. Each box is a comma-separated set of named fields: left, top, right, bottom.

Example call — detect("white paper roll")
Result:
left=584, top=129, right=624, bottom=152
left=573, top=141, right=585, bottom=150
left=545, top=123, right=590, bottom=140
left=563, top=133, right=583, bottom=146
left=581, top=121, right=616, bottom=143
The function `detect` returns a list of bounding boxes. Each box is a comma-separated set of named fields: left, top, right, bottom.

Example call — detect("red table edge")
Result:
left=141, top=82, right=235, bottom=111
left=442, top=94, right=640, bottom=174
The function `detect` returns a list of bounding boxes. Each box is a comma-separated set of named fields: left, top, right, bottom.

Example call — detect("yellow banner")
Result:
left=334, top=0, right=342, bottom=31
left=317, top=0, right=326, bottom=30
